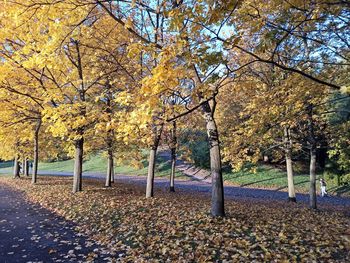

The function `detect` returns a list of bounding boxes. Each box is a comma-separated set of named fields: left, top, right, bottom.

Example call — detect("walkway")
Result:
left=0, top=184, right=115, bottom=262
left=12, top=171, right=349, bottom=208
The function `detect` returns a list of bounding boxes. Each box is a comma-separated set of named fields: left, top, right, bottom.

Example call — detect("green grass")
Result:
left=0, top=161, right=13, bottom=173
left=38, top=159, right=74, bottom=172
left=36, top=153, right=186, bottom=179
left=223, top=165, right=310, bottom=190
left=0, top=161, right=13, bottom=169
left=223, top=165, right=349, bottom=196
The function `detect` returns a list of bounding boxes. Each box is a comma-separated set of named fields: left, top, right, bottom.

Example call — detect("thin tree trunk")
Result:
left=105, top=87, right=115, bottom=185
left=32, top=118, right=41, bottom=184
left=308, top=105, right=317, bottom=209
left=146, top=148, right=157, bottom=197
left=170, top=121, right=176, bottom=192
left=105, top=147, right=113, bottom=187
left=13, top=156, right=20, bottom=179
left=24, top=158, right=29, bottom=176
left=71, top=40, right=85, bottom=193
left=73, top=137, right=84, bottom=193
left=284, top=127, right=296, bottom=202
left=309, top=146, right=317, bottom=209
left=111, top=163, right=115, bottom=183
left=202, top=101, right=225, bottom=217
left=146, top=124, right=164, bottom=198
left=170, top=148, right=176, bottom=192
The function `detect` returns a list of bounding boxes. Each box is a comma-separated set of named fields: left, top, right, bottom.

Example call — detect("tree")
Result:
left=216, top=61, right=329, bottom=204
left=1, top=0, right=348, bottom=218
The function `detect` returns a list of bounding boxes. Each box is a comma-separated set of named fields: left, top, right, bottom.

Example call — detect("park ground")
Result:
left=0, top=172, right=349, bottom=262
left=0, top=151, right=349, bottom=197
left=0, top=152, right=350, bottom=261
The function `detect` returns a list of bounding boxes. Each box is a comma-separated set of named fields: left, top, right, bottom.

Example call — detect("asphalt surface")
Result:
left=10, top=170, right=348, bottom=208
left=0, top=184, right=116, bottom=263
left=116, top=174, right=350, bottom=208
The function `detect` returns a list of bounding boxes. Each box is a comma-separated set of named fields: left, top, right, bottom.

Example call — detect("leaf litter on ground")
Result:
left=1, top=176, right=349, bottom=262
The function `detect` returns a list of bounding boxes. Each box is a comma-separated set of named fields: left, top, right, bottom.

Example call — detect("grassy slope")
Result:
left=223, top=165, right=349, bottom=196
left=223, top=166, right=310, bottom=191
left=37, top=154, right=185, bottom=179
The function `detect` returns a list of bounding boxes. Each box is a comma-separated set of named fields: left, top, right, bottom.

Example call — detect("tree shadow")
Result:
left=240, top=175, right=285, bottom=187
left=223, top=165, right=279, bottom=180
left=275, top=180, right=310, bottom=191
left=329, top=185, right=350, bottom=197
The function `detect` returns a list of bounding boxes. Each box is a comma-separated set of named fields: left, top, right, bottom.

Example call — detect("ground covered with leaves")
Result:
left=1, top=176, right=349, bottom=262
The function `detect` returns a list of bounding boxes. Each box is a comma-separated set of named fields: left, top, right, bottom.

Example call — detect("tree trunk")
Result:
left=309, top=146, right=317, bottom=209
left=146, top=124, right=163, bottom=198
left=73, top=137, right=84, bottom=193
left=308, top=105, right=317, bottom=209
left=105, top=88, right=115, bottom=185
left=71, top=40, right=85, bottom=193
left=202, top=101, right=225, bottom=217
left=13, top=157, right=20, bottom=179
left=284, top=127, right=296, bottom=202
left=170, top=148, right=176, bottom=192
left=105, top=148, right=113, bottom=187
left=111, top=163, right=115, bottom=183
left=24, top=158, right=29, bottom=177
left=32, top=118, right=41, bottom=184
left=169, top=121, right=176, bottom=192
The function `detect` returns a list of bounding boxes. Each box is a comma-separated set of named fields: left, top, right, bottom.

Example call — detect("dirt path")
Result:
left=0, top=184, right=117, bottom=262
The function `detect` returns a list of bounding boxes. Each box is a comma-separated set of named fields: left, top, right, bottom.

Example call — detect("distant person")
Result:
left=320, top=178, right=328, bottom=197
left=18, top=162, right=22, bottom=174
left=29, top=162, right=33, bottom=173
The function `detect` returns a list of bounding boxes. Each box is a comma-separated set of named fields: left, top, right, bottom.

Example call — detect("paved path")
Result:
left=7, top=170, right=347, bottom=208
left=0, top=184, right=116, bottom=263
left=1, top=167, right=350, bottom=208
left=157, top=151, right=212, bottom=183
left=116, top=174, right=350, bottom=208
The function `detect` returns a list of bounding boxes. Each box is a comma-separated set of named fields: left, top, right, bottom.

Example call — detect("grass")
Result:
left=223, top=165, right=310, bottom=190
left=223, top=165, right=350, bottom=196
left=37, top=153, right=186, bottom=179
left=0, top=153, right=183, bottom=179
left=0, top=160, right=13, bottom=169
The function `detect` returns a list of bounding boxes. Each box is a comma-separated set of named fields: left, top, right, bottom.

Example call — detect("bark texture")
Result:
left=202, top=101, right=225, bottom=217
left=146, top=124, right=163, bottom=198
left=111, top=164, right=115, bottom=183
left=308, top=105, right=317, bottom=209
left=309, top=147, right=317, bottom=209
left=169, top=121, right=176, bottom=192
left=284, top=127, right=296, bottom=202
left=105, top=147, right=113, bottom=187
left=24, top=158, right=29, bottom=177
left=13, top=157, right=20, bottom=179
left=71, top=40, right=86, bottom=193
left=72, top=138, right=84, bottom=193
left=170, top=148, right=176, bottom=192
left=32, top=118, right=41, bottom=184
left=105, top=88, right=115, bottom=185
